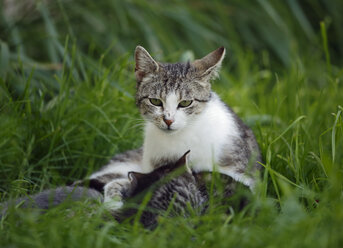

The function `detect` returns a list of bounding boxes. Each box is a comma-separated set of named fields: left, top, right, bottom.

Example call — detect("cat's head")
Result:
left=128, top=150, right=191, bottom=195
left=134, top=46, right=225, bottom=133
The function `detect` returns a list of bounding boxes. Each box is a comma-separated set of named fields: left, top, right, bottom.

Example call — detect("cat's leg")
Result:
left=103, top=178, right=132, bottom=210
left=217, top=166, right=257, bottom=190
left=217, top=139, right=262, bottom=191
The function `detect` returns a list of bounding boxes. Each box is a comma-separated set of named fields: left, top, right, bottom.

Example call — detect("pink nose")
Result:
left=163, top=118, right=174, bottom=127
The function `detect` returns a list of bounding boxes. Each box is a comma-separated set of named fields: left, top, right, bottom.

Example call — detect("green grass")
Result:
left=0, top=0, right=343, bottom=247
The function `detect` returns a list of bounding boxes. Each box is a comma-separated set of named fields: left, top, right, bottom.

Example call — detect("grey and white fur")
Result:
left=1, top=186, right=103, bottom=217
left=87, top=46, right=261, bottom=210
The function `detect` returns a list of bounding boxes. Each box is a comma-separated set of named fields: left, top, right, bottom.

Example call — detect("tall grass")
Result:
left=0, top=0, right=342, bottom=247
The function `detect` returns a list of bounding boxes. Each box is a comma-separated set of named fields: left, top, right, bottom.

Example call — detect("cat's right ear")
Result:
left=192, top=46, right=225, bottom=82
left=135, top=46, right=159, bottom=83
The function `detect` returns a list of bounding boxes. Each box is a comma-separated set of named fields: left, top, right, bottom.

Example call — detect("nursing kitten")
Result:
left=117, top=151, right=208, bottom=229
left=89, top=46, right=261, bottom=209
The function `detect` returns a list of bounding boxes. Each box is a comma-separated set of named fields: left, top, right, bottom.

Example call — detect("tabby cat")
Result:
left=87, top=46, right=261, bottom=210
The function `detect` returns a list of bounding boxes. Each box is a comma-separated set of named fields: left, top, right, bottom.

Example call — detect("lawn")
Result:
left=0, top=0, right=342, bottom=247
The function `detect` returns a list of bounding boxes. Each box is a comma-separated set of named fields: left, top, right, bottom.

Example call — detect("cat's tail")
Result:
left=0, top=186, right=103, bottom=218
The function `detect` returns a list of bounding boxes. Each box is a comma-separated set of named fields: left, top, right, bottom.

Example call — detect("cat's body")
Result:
left=1, top=186, right=103, bottom=217
left=142, top=92, right=259, bottom=184
left=88, top=46, right=261, bottom=209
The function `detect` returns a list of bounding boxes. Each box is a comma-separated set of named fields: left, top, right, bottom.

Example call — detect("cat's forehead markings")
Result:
left=165, top=93, right=179, bottom=108
left=161, top=62, right=191, bottom=78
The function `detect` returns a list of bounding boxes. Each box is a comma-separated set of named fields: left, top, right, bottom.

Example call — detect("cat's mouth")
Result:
left=164, top=127, right=176, bottom=132
left=159, top=125, right=178, bottom=133
left=153, top=120, right=180, bottom=133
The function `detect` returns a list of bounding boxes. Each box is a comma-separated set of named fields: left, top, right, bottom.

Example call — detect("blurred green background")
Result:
left=0, top=0, right=342, bottom=247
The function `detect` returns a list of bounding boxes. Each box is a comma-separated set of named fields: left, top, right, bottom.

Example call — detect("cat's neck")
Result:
left=142, top=92, right=240, bottom=172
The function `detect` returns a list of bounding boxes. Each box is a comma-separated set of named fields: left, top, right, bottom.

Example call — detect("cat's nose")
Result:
left=163, top=117, right=174, bottom=127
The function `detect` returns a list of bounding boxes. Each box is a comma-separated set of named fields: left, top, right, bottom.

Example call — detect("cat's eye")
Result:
left=149, top=98, right=163, bottom=106
left=178, top=100, right=193, bottom=108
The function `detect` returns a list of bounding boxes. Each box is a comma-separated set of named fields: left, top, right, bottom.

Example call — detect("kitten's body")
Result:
left=89, top=46, right=261, bottom=208
left=137, top=173, right=208, bottom=229
left=118, top=151, right=208, bottom=228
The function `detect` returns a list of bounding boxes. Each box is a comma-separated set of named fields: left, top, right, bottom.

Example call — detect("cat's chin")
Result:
left=163, top=128, right=178, bottom=134
left=157, top=126, right=179, bottom=134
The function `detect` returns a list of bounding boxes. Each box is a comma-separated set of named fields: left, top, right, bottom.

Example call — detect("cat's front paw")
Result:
left=103, top=196, right=124, bottom=211
left=103, top=178, right=131, bottom=211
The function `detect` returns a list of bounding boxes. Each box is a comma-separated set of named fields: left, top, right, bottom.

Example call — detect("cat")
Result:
left=1, top=186, right=103, bottom=217
left=87, top=46, right=261, bottom=210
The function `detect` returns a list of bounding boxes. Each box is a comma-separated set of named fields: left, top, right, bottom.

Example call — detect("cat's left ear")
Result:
left=192, top=46, right=225, bottom=81
left=135, top=46, right=159, bottom=83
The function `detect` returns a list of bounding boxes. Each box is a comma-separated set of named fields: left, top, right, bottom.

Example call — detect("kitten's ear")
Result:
left=175, top=150, right=192, bottom=173
left=128, top=171, right=146, bottom=183
left=135, top=46, right=159, bottom=83
left=192, top=46, right=225, bottom=81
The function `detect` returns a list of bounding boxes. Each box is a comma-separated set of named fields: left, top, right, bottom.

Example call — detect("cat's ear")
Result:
left=135, top=46, right=159, bottom=83
left=192, top=46, right=225, bottom=81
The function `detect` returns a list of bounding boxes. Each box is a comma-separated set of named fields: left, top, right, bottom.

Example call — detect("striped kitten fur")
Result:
left=117, top=150, right=208, bottom=229
left=88, top=46, right=261, bottom=210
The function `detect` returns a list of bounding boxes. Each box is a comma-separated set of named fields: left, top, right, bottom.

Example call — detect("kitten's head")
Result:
left=135, top=46, right=225, bottom=133
left=128, top=150, right=191, bottom=195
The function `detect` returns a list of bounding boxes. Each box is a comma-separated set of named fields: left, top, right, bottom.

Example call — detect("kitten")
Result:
left=0, top=186, right=103, bottom=217
left=88, top=46, right=261, bottom=209
left=117, top=150, right=208, bottom=229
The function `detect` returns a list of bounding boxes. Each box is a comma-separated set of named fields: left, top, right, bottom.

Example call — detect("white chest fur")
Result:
left=142, top=93, right=240, bottom=172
